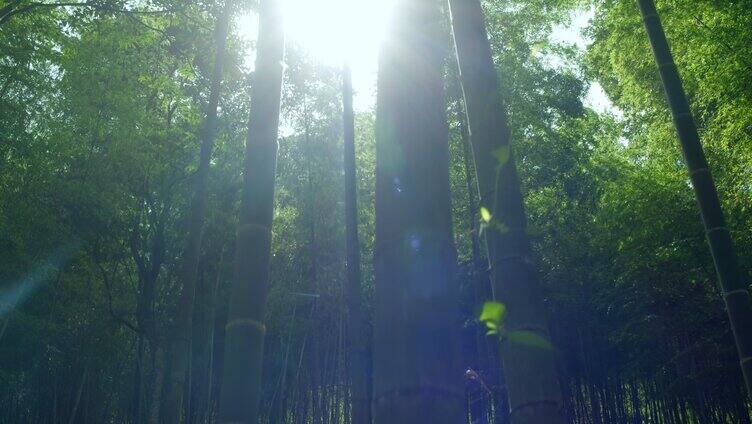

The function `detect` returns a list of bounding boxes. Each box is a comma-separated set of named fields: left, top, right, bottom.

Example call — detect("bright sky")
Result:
left=236, top=0, right=393, bottom=111
left=549, top=8, right=619, bottom=116
left=236, top=4, right=618, bottom=115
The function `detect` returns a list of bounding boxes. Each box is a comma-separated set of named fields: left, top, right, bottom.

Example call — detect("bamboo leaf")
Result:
left=479, top=301, right=506, bottom=326
left=480, top=206, right=492, bottom=223
left=506, top=330, right=553, bottom=350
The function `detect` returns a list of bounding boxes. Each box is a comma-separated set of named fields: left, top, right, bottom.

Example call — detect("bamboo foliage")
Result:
left=162, top=1, right=234, bottom=421
left=4, top=0, right=752, bottom=422
left=218, top=0, right=285, bottom=422
left=447, top=0, right=564, bottom=422
left=635, top=0, right=752, bottom=395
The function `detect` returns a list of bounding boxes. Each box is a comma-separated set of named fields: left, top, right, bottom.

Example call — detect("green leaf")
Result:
left=480, top=206, right=492, bottom=223
left=492, top=220, right=509, bottom=234
left=530, top=40, right=548, bottom=56
left=492, top=145, right=511, bottom=166
left=506, top=330, right=553, bottom=350
left=479, top=301, right=506, bottom=326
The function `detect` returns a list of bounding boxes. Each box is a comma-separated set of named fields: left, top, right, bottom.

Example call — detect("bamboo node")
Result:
left=706, top=226, right=729, bottom=235
left=689, top=167, right=709, bottom=177
left=225, top=318, right=267, bottom=334
left=723, top=288, right=750, bottom=299
left=657, top=61, right=675, bottom=69
left=373, top=386, right=465, bottom=403
left=509, top=399, right=561, bottom=418
left=489, top=253, right=534, bottom=270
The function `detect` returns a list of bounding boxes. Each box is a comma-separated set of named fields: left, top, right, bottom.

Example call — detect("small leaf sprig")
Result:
left=479, top=301, right=553, bottom=350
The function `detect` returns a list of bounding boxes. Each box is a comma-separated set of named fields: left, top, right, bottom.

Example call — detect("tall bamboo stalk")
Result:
left=342, top=64, right=371, bottom=424
left=447, top=0, right=564, bottom=422
left=636, top=0, right=752, bottom=394
left=372, top=0, right=464, bottom=422
left=218, top=0, right=285, bottom=421
left=163, top=1, right=233, bottom=421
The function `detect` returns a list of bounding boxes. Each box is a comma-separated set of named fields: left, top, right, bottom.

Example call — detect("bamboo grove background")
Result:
left=1, top=0, right=752, bottom=423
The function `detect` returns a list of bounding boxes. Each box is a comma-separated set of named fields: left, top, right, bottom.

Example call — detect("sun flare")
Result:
left=280, top=0, right=393, bottom=68
left=236, top=0, right=396, bottom=110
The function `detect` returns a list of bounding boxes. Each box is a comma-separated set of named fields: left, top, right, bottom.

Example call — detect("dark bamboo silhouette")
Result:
left=218, top=0, right=285, bottom=421
left=162, top=2, right=233, bottom=421
left=372, top=0, right=464, bottom=422
left=342, top=64, right=371, bottom=424
left=636, top=0, right=752, bottom=394
left=447, top=0, right=564, bottom=422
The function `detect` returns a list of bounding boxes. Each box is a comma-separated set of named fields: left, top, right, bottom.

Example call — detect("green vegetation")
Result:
left=1, top=0, right=750, bottom=423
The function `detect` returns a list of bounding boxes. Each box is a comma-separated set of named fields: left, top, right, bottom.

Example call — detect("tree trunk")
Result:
left=162, top=2, right=233, bottom=421
left=67, top=362, right=89, bottom=424
left=209, top=270, right=229, bottom=420
left=217, top=0, right=285, bottom=421
left=372, top=0, right=464, bottom=422
left=130, top=216, right=166, bottom=423
left=447, top=0, right=564, bottom=423
left=636, top=0, right=752, bottom=394
left=341, top=64, right=371, bottom=424
left=187, top=261, right=213, bottom=424
left=131, top=335, right=145, bottom=423
left=149, top=347, right=165, bottom=424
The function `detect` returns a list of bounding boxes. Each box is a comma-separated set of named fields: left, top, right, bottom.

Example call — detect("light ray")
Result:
left=281, top=0, right=394, bottom=67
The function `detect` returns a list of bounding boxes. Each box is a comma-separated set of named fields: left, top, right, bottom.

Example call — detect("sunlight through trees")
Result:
left=2, top=0, right=751, bottom=423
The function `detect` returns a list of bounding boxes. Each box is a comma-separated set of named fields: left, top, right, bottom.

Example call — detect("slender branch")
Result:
left=129, top=221, right=149, bottom=284
left=96, top=261, right=139, bottom=333
left=0, top=0, right=23, bottom=22
left=0, top=1, right=177, bottom=26
left=120, top=10, right=166, bottom=34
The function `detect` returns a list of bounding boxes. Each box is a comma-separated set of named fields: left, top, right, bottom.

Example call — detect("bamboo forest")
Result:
left=2, top=0, right=752, bottom=422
